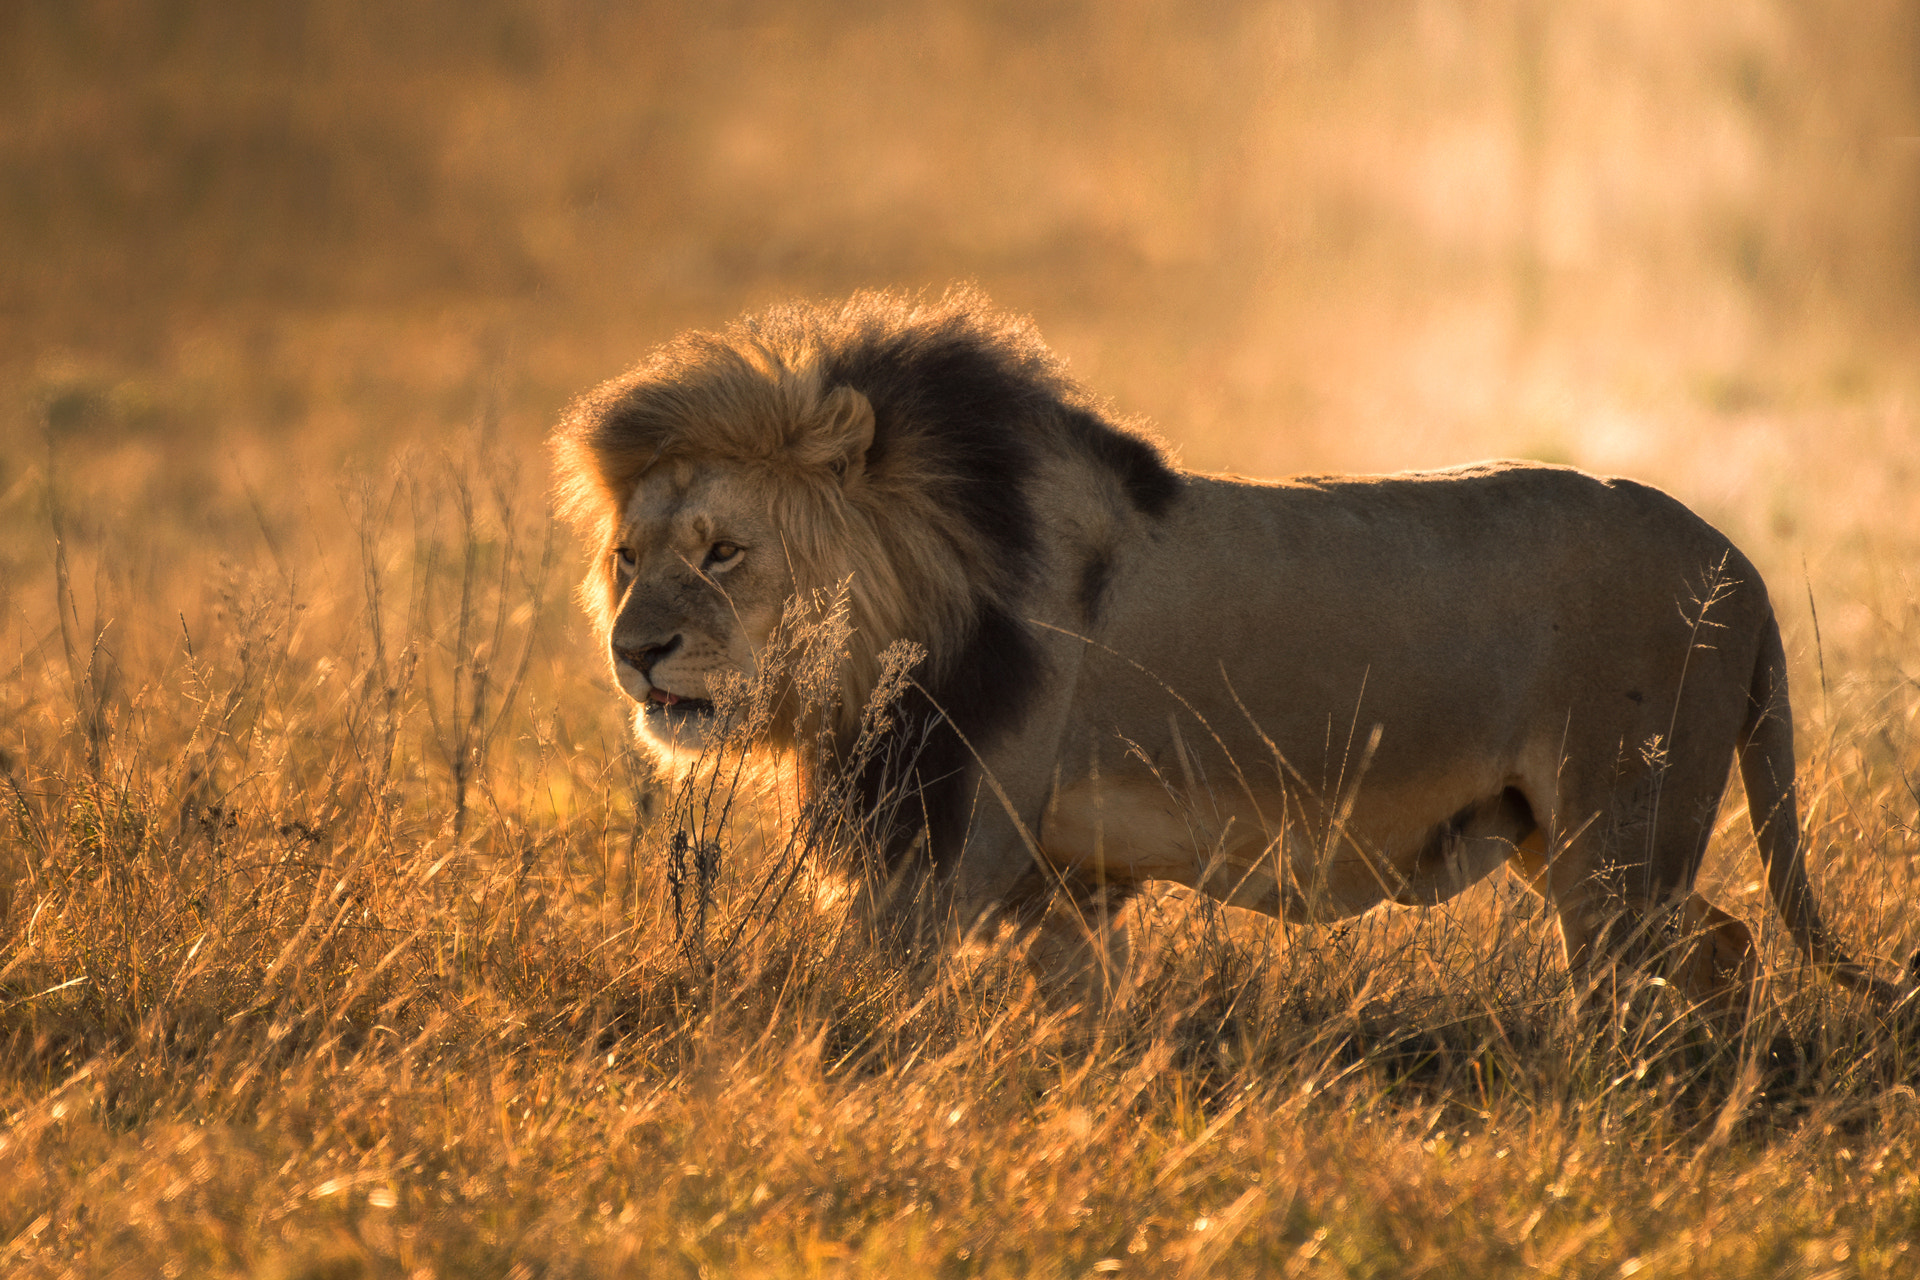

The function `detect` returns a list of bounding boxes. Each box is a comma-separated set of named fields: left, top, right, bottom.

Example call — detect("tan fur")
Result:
left=553, top=291, right=1896, bottom=1016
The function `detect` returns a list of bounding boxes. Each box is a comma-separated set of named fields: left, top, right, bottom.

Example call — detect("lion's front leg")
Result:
left=998, top=868, right=1139, bottom=1014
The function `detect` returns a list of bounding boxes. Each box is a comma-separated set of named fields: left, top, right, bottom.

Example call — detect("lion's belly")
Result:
left=1037, top=772, right=1522, bottom=922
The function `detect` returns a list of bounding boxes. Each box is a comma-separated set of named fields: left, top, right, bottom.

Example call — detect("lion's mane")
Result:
left=550, top=288, right=1178, bottom=862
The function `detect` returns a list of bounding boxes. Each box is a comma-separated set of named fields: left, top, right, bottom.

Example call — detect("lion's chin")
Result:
left=632, top=700, right=722, bottom=770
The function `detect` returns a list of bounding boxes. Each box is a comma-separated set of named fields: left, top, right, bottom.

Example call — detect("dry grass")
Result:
left=5, top=1, right=1920, bottom=1276
left=2, top=453, right=1917, bottom=1278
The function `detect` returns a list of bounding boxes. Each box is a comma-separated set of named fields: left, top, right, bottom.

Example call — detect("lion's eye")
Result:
left=706, top=541, right=744, bottom=570
left=613, top=546, right=637, bottom=571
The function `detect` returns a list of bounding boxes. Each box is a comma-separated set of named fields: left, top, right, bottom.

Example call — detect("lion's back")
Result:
left=1071, top=458, right=1774, bottom=775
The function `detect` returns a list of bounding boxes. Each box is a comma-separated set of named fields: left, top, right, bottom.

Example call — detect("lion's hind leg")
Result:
left=1675, top=893, right=1758, bottom=1015
left=1507, top=828, right=1757, bottom=1020
left=1506, top=828, right=1615, bottom=1004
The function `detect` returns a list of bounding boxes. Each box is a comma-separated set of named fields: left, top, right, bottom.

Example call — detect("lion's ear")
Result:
left=813, top=385, right=874, bottom=485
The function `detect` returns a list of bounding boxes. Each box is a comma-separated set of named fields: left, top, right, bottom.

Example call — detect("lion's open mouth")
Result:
left=643, top=688, right=716, bottom=717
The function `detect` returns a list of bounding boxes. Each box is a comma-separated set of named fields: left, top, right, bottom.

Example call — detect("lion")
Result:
left=551, top=287, right=1897, bottom=1015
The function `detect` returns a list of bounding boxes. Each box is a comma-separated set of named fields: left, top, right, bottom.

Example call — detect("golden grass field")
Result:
left=4, top=2, right=1920, bottom=1275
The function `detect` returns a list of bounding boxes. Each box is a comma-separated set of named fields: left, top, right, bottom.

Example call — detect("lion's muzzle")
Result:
left=612, top=634, right=721, bottom=720
left=613, top=634, right=677, bottom=675
left=612, top=634, right=678, bottom=700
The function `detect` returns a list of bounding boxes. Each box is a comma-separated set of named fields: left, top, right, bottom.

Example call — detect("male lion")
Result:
left=552, top=288, right=1894, bottom=1014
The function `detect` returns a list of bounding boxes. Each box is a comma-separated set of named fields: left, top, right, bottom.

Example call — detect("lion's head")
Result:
left=551, top=289, right=1172, bottom=798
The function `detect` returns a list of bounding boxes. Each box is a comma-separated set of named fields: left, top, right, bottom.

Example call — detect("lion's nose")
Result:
left=613, top=635, right=681, bottom=677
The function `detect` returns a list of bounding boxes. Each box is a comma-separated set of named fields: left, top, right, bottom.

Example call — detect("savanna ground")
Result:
left=4, top=2, right=1920, bottom=1275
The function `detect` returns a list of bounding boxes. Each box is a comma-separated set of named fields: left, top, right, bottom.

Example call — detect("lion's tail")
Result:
left=1738, top=609, right=1903, bottom=1004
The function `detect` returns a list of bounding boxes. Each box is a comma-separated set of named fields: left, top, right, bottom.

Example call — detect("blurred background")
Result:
left=2, top=0, right=1917, bottom=685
